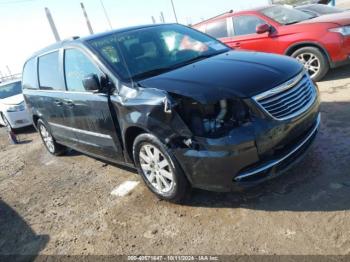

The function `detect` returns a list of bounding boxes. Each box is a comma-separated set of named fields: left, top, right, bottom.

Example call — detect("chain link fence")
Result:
left=0, top=74, right=21, bottom=84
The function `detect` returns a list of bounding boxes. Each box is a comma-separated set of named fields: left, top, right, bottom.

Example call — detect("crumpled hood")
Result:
left=139, top=51, right=302, bottom=103
left=0, top=94, right=24, bottom=105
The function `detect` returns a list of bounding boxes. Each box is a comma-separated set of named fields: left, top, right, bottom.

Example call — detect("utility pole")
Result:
left=170, top=0, right=178, bottom=23
left=160, top=12, right=165, bottom=23
left=151, top=16, right=156, bottom=24
left=45, top=7, right=61, bottom=42
left=80, top=3, right=94, bottom=34
left=99, top=0, right=113, bottom=30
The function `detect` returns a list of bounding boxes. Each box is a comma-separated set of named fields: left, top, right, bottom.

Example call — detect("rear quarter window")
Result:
left=38, top=51, right=64, bottom=90
left=22, top=58, right=39, bottom=90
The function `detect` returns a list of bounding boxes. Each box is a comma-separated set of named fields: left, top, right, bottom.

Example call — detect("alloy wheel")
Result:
left=296, top=53, right=320, bottom=78
left=40, top=125, right=55, bottom=153
left=139, top=143, right=175, bottom=194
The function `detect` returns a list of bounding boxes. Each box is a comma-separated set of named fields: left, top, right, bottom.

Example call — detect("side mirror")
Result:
left=82, top=74, right=101, bottom=92
left=256, top=24, right=271, bottom=34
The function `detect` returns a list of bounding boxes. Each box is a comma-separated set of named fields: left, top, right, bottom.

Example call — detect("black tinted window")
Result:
left=38, top=51, right=63, bottom=90
left=64, top=49, right=100, bottom=92
left=88, top=24, right=229, bottom=81
left=22, top=58, right=38, bottom=90
left=206, top=19, right=228, bottom=38
left=233, top=15, right=265, bottom=36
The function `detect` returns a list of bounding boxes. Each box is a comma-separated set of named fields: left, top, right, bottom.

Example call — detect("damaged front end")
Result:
left=173, top=96, right=251, bottom=138
left=164, top=94, right=260, bottom=192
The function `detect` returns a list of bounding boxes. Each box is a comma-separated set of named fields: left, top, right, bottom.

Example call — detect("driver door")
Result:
left=62, top=47, right=123, bottom=162
left=225, top=15, right=276, bottom=53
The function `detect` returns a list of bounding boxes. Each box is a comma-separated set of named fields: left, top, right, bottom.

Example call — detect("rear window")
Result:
left=22, top=58, right=39, bottom=90
left=38, top=51, right=63, bottom=90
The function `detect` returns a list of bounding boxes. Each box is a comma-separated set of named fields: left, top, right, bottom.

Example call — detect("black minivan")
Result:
left=23, top=24, right=320, bottom=202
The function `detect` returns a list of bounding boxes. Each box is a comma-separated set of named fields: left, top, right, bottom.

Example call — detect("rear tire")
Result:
left=133, top=133, right=191, bottom=203
left=37, top=119, right=66, bottom=156
left=291, top=47, right=329, bottom=82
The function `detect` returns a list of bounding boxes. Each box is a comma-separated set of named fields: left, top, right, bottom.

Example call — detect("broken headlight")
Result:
left=176, top=98, right=250, bottom=137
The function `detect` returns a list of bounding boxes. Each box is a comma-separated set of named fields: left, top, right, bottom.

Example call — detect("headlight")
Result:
left=7, top=103, right=25, bottom=112
left=175, top=97, right=250, bottom=137
left=329, top=26, right=350, bottom=36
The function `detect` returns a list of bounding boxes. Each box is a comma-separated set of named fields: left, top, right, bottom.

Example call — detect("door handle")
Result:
left=232, top=42, right=241, bottom=48
left=54, top=100, right=63, bottom=106
left=64, top=100, right=75, bottom=107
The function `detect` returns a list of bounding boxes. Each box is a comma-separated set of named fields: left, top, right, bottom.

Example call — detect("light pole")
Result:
left=45, top=7, right=61, bottom=42
left=80, top=2, right=94, bottom=34
left=100, top=0, right=113, bottom=30
left=170, top=0, right=178, bottom=23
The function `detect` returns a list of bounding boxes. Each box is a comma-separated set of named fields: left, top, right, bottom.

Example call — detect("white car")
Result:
left=0, top=80, right=32, bottom=129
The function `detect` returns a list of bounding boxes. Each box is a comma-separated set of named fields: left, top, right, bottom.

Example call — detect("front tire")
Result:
left=37, top=119, right=66, bottom=156
left=291, top=47, right=329, bottom=81
left=1, top=113, right=12, bottom=131
left=133, top=133, right=191, bottom=203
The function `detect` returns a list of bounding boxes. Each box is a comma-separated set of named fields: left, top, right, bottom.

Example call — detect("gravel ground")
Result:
left=1, top=65, right=350, bottom=257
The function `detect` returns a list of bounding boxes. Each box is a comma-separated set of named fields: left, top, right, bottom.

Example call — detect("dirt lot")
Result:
left=1, top=65, right=350, bottom=257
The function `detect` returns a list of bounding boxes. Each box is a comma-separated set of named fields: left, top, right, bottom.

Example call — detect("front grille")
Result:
left=253, top=72, right=317, bottom=120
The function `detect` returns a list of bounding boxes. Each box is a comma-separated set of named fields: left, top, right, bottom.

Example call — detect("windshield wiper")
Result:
left=173, top=51, right=228, bottom=68
left=285, top=20, right=301, bottom=25
left=131, top=51, right=227, bottom=81
left=131, top=67, right=174, bottom=81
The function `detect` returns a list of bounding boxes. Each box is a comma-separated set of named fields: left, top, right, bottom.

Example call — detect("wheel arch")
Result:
left=285, top=42, right=331, bottom=65
left=32, top=115, right=40, bottom=129
left=124, top=126, right=148, bottom=163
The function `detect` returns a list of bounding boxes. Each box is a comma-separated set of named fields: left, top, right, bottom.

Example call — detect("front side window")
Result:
left=64, top=49, right=100, bottom=92
left=233, top=15, right=266, bottom=36
left=205, top=19, right=229, bottom=38
left=88, top=24, right=229, bottom=81
left=38, top=51, right=63, bottom=90
left=261, top=6, right=315, bottom=25
left=0, top=81, right=22, bottom=99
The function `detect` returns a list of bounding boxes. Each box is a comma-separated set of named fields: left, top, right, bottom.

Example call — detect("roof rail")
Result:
left=63, top=36, right=80, bottom=42
left=194, top=10, right=233, bottom=25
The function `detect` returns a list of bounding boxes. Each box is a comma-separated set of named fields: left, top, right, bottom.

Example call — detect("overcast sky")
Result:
left=0, top=0, right=270, bottom=75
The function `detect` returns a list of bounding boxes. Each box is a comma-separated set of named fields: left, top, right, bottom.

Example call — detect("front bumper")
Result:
left=330, top=36, right=350, bottom=68
left=4, top=110, right=33, bottom=129
left=331, top=55, right=350, bottom=68
left=234, top=113, right=320, bottom=186
left=173, top=104, right=320, bottom=192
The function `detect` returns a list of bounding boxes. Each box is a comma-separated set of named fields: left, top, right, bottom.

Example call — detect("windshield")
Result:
left=0, top=81, right=22, bottom=99
left=261, top=6, right=315, bottom=25
left=303, top=4, right=343, bottom=15
left=88, top=24, right=230, bottom=81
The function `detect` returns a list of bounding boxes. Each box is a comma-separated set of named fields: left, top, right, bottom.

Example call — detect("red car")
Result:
left=193, top=5, right=350, bottom=81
